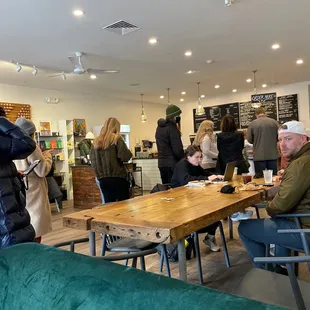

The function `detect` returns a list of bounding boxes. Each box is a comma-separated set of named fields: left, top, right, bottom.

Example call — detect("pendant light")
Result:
left=140, top=93, right=147, bottom=123
left=195, top=82, right=205, bottom=115
left=167, top=88, right=171, bottom=105
left=251, top=70, right=261, bottom=109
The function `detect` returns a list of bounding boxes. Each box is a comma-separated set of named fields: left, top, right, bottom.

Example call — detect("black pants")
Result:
left=159, top=167, right=174, bottom=185
left=197, top=221, right=220, bottom=236
left=254, top=160, right=278, bottom=176
left=99, top=177, right=129, bottom=203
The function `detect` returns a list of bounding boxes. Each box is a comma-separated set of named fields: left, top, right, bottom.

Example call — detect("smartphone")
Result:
left=23, top=160, right=41, bottom=176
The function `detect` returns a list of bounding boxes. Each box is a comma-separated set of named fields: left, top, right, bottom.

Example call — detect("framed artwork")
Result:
left=73, top=118, right=86, bottom=136
left=39, top=121, right=52, bottom=136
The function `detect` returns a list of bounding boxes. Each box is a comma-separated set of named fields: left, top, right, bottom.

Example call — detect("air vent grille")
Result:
left=102, top=20, right=140, bottom=35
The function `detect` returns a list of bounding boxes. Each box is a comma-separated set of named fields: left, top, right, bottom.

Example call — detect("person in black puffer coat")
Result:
left=0, top=108, right=36, bottom=248
left=155, top=104, right=184, bottom=184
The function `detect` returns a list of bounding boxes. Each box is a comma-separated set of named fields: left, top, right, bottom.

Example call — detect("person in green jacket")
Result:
left=90, top=117, right=132, bottom=202
left=78, top=132, right=94, bottom=160
left=238, top=121, right=310, bottom=272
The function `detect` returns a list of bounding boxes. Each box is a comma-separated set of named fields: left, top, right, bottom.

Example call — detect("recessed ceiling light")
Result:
left=73, top=10, right=84, bottom=16
left=246, top=78, right=252, bottom=83
left=296, top=59, right=304, bottom=65
left=186, top=70, right=193, bottom=74
left=148, top=37, right=157, bottom=45
left=262, top=84, right=267, bottom=88
left=200, top=95, right=205, bottom=98
left=214, top=85, right=220, bottom=89
left=180, top=98, right=184, bottom=102
left=184, top=50, right=192, bottom=57
left=90, top=74, right=97, bottom=79
left=206, top=60, right=213, bottom=64
left=160, top=95, right=164, bottom=99
left=181, top=91, right=186, bottom=95
left=272, top=43, right=280, bottom=50
left=232, top=89, right=237, bottom=93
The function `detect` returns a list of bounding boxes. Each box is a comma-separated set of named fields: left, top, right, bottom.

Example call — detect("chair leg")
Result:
left=140, top=256, right=146, bottom=271
left=193, top=232, right=203, bottom=285
left=100, top=234, right=107, bottom=256
left=159, top=251, right=164, bottom=272
left=219, top=222, right=230, bottom=268
left=229, top=217, right=234, bottom=240
left=89, top=231, right=96, bottom=256
left=293, top=250, right=299, bottom=278
left=70, top=242, right=75, bottom=252
left=254, top=206, right=260, bottom=219
left=55, top=199, right=60, bottom=213
left=161, top=244, right=171, bottom=278
left=132, top=257, right=137, bottom=268
left=124, top=252, right=130, bottom=266
left=264, top=244, right=270, bottom=270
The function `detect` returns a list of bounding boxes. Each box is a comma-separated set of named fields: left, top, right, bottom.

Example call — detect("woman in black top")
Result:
left=216, top=115, right=249, bottom=175
left=171, top=145, right=223, bottom=252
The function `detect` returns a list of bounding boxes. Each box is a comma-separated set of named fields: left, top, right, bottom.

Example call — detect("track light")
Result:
left=16, top=63, right=22, bottom=72
left=61, top=72, right=66, bottom=80
left=32, top=66, right=38, bottom=75
left=225, top=0, right=233, bottom=6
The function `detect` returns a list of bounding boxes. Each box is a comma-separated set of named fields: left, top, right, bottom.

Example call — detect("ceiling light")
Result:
left=232, top=89, right=237, bottom=93
left=148, top=37, right=157, bottom=45
left=296, top=59, right=304, bottom=65
left=214, top=85, right=220, bottom=89
left=262, top=84, right=267, bottom=88
left=73, top=10, right=84, bottom=16
left=195, top=82, right=204, bottom=116
left=90, top=74, right=97, bottom=79
left=225, top=0, right=233, bottom=6
left=246, top=78, right=252, bottom=83
left=140, top=94, right=147, bottom=123
left=16, top=63, right=22, bottom=72
left=200, top=95, right=205, bottom=98
left=206, top=60, right=213, bottom=64
left=61, top=72, right=66, bottom=80
left=272, top=43, right=280, bottom=50
left=180, top=98, right=184, bottom=102
left=184, top=51, right=192, bottom=57
left=160, top=95, right=164, bottom=99
left=186, top=70, right=194, bottom=74
left=32, top=66, right=38, bottom=75
left=181, top=91, right=186, bottom=95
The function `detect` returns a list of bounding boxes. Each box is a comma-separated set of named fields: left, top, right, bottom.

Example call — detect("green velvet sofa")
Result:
left=0, top=243, right=285, bottom=309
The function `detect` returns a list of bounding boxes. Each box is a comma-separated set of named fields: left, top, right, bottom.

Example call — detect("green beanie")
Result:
left=166, top=104, right=182, bottom=119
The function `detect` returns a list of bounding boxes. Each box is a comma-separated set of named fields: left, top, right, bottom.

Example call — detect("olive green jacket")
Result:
left=78, top=139, right=92, bottom=157
left=90, top=137, right=132, bottom=179
left=266, top=142, right=310, bottom=227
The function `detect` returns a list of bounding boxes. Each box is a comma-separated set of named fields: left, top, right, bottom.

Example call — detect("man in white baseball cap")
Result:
left=239, top=120, right=310, bottom=274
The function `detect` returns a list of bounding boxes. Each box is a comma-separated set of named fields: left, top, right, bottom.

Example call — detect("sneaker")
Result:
left=270, top=244, right=275, bottom=256
left=203, top=235, right=220, bottom=252
left=230, top=210, right=253, bottom=222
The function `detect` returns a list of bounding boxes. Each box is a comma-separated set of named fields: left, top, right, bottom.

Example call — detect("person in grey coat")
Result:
left=247, top=107, right=279, bottom=176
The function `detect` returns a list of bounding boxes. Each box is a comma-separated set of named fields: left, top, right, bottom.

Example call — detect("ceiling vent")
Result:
left=102, top=20, right=140, bottom=35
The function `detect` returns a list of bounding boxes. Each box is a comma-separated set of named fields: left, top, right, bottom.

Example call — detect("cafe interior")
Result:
left=1, top=1, right=310, bottom=309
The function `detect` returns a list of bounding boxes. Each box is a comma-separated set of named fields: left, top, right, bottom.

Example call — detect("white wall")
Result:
left=0, top=83, right=165, bottom=150
left=180, top=81, right=310, bottom=146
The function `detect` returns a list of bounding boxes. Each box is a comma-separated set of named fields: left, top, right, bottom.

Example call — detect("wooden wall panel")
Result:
left=0, top=102, right=31, bottom=123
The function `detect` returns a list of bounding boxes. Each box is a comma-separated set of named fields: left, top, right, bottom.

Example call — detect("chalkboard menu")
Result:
left=251, top=92, right=277, bottom=120
left=277, top=94, right=299, bottom=124
left=193, top=109, right=207, bottom=133
left=220, top=102, right=240, bottom=128
left=204, top=106, right=222, bottom=131
left=239, top=101, right=256, bottom=129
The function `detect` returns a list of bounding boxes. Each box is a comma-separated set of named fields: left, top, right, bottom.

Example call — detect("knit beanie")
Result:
left=166, top=104, right=182, bottom=119
left=15, top=118, right=36, bottom=135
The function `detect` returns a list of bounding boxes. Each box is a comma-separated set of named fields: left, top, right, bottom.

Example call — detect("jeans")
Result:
left=159, top=167, right=174, bottom=185
left=254, top=160, right=278, bottom=176
left=96, top=177, right=105, bottom=204
left=238, top=218, right=310, bottom=269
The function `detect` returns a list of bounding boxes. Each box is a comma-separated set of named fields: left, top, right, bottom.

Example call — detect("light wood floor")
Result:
left=43, top=201, right=310, bottom=293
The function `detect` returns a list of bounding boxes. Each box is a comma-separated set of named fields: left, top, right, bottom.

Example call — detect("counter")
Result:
left=71, top=165, right=102, bottom=209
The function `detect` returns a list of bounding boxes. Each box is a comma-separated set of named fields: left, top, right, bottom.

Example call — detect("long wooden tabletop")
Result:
left=63, top=177, right=279, bottom=244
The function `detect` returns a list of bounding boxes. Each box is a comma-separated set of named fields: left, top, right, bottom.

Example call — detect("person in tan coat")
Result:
left=14, top=118, right=53, bottom=243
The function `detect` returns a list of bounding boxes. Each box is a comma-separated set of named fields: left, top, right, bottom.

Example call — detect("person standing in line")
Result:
left=194, top=120, right=218, bottom=173
left=247, top=107, right=279, bottom=176
left=90, top=117, right=132, bottom=203
left=0, top=109, right=36, bottom=248
left=155, top=104, right=184, bottom=184
left=14, top=118, right=53, bottom=244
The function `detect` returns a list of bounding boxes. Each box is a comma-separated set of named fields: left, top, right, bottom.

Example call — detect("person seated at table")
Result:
left=171, top=145, right=223, bottom=252
left=238, top=121, right=310, bottom=274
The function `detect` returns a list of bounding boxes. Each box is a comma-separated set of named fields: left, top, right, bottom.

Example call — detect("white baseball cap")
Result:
left=85, top=131, right=94, bottom=139
left=278, top=121, right=307, bottom=135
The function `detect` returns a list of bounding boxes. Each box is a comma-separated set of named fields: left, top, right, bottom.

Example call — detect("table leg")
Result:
left=178, top=238, right=187, bottom=281
left=89, top=231, right=96, bottom=256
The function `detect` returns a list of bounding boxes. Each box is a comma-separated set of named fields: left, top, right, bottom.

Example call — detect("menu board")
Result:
left=220, top=102, right=240, bottom=128
left=193, top=109, right=207, bottom=133
left=251, top=92, right=277, bottom=120
left=277, top=94, right=299, bottom=124
left=239, top=101, right=256, bottom=129
left=204, top=106, right=222, bottom=131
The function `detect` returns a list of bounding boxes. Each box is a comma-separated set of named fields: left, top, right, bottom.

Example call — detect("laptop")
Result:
left=213, top=161, right=236, bottom=182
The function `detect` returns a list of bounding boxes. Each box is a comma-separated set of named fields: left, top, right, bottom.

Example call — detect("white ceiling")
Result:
left=0, top=0, right=310, bottom=104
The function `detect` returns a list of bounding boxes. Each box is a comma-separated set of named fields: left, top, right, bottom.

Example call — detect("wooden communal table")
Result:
left=63, top=176, right=279, bottom=281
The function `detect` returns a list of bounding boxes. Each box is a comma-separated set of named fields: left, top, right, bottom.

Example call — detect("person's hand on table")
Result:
left=208, top=175, right=224, bottom=181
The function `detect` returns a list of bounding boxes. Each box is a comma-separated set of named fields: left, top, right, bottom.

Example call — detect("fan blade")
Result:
left=68, top=56, right=79, bottom=67
left=87, top=68, right=120, bottom=74
left=48, top=74, right=62, bottom=78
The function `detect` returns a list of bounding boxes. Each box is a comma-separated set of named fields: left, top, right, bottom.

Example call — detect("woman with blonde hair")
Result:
left=194, top=120, right=218, bottom=172
left=90, top=117, right=132, bottom=202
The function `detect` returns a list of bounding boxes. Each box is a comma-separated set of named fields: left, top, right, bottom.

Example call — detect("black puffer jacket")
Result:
left=216, top=131, right=249, bottom=175
left=155, top=119, right=184, bottom=168
left=0, top=117, right=36, bottom=248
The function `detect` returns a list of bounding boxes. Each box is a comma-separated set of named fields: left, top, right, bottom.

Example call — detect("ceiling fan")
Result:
left=49, top=52, right=120, bottom=78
